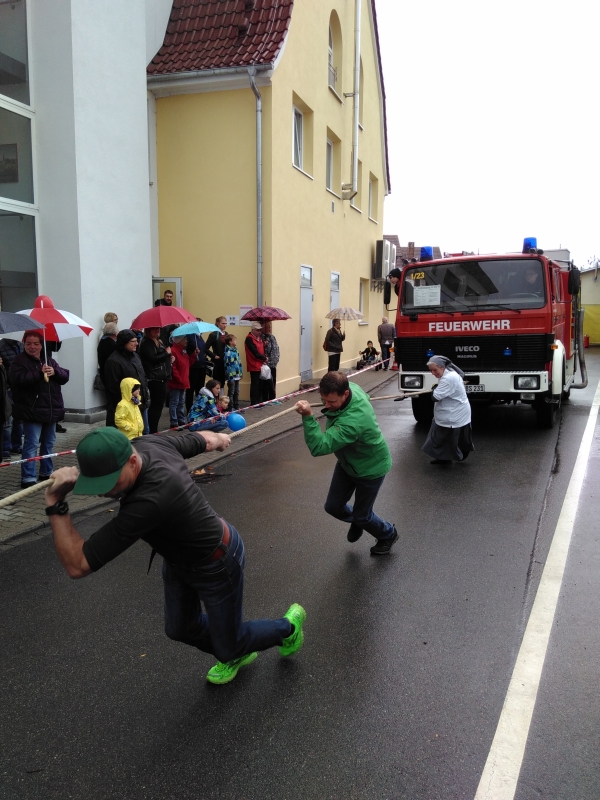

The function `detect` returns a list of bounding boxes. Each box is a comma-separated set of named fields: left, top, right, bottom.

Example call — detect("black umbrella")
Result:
left=0, top=311, right=46, bottom=340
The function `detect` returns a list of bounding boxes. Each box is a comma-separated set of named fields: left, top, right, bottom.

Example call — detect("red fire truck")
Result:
left=393, top=241, right=587, bottom=428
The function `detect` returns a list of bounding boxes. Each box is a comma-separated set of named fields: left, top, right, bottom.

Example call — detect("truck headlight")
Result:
left=401, top=375, right=423, bottom=389
left=515, top=375, right=540, bottom=390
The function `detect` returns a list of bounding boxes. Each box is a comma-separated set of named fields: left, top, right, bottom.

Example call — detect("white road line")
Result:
left=475, top=379, right=600, bottom=800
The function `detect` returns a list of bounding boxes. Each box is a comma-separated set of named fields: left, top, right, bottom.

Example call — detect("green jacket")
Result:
left=302, top=383, right=392, bottom=480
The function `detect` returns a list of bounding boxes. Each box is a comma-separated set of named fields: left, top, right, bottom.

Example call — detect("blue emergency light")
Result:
left=420, top=246, right=434, bottom=261
left=426, top=348, right=435, bottom=357
left=503, top=347, right=512, bottom=356
left=522, top=237, right=537, bottom=254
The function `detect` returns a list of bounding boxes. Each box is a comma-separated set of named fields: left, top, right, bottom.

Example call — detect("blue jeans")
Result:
left=141, top=406, right=150, bottom=435
left=188, top=417, right=228, bottom=432
left=324, top=462, right=394, bottom=540
left=380, top=343, right=391, bottom=368
left=162, top=523, right=292, bottom=662
left=21, top=421, right=57, bottom=484
left=169, top=388, right=186, bottom=427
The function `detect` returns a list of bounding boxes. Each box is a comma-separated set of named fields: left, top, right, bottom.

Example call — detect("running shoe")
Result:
left=347, top=523, right=363, bottom=542
left=279, top=604, right=306, bottom=656
left=206, top=651, right=258, bottom=685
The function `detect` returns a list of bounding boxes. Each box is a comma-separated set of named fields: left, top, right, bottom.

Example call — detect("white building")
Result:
left=0, top=0, right=171, bottom=420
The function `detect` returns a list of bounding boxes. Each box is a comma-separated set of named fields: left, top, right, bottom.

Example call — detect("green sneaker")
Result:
left=206, top=651, right=258, bottom=685
left=279, top=604, right=306, bottom=656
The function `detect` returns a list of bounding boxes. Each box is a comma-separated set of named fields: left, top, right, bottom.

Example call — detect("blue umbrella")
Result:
left=171, top=321, right=221, bottom=337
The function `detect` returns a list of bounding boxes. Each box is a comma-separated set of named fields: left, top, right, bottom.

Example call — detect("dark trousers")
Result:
left=227, top=379, right=240, bottom=410
left=328, top=353, right=341, bottom=372
left=162, top=523, right=291, bottom=662
left=324, top=462, right=395, bottom=540
left=266, top=367, right=276, bottom=400
left=249, top=372, right=270, bottom=405
left=186, top=368, right=206, bottom=413
left=147, top=380, right=168, bottom=433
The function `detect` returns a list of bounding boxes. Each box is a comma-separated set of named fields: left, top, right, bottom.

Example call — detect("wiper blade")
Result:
left=402, top=306, right=454, bottom=316
left=482, top=303, right=521, bottom=314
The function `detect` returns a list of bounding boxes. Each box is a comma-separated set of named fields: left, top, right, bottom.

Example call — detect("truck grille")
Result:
left=395, top=334, right=553, bottom=371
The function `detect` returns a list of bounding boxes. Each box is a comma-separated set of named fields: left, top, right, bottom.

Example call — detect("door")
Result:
left=152, top=276, right=183, bottom=307
left=300, top=265, right=313, bottom=381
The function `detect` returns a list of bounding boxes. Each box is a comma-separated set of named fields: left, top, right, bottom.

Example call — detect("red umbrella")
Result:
left=130, top=306, right=196, bottom=330
left=240, top=306, right=291, bottom=322
left=18, top=295, right=93, bottom=342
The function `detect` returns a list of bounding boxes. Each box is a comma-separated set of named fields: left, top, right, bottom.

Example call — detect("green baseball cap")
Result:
left=73, top=427, right=133, bottom=495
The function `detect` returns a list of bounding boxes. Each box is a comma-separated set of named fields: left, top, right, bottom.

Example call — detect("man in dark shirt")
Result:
left=45, top=427, right=306, bottom=685
left=154, top=290, right=174, bottom=307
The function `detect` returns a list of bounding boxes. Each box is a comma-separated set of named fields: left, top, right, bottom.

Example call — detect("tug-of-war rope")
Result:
left=0, top=358, right=431, bottom=509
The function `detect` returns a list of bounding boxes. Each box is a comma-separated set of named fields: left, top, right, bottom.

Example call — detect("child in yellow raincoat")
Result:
left=114, top=377, right=144, bottom=440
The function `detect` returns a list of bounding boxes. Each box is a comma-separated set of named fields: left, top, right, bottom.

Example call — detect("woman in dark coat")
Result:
left=9, top=330, right=69, bottom=488
left=324, top=319, right=345, bottom=372
left=139, top=326, right=172, bottom=433
left=97, top=322, right=118, bottom=386
left=103, top=329, right=149, bottom=429
left=205, top=316, right=228, bottom=386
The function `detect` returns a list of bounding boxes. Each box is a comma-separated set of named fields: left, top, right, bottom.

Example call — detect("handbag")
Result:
left=93, top=371, right=104, bottom=391
left=260, top=363, right=272, bottom=381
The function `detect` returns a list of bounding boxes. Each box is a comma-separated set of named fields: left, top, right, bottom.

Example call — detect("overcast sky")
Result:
left=376, top=0, right=598, bottom=268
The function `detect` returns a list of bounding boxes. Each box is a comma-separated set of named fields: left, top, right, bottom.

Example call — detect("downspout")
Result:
left=343, top=0, right=361, bottom=201
left=248, top=69, right=263, bottom=306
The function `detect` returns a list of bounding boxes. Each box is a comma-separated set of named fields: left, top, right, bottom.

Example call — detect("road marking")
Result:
left=475, top=379, right=600, bottom=800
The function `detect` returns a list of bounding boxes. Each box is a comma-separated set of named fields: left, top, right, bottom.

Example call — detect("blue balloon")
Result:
left=227, top=413, right=246, bottom=431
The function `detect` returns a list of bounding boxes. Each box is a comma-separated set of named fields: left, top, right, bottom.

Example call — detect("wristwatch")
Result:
left=45, top=501, right=69, bottom=517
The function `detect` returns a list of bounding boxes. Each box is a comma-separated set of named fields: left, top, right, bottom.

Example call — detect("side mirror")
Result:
left=568, top=268, right=581, bottom=296
left=383, top=281, right=392, bottom=305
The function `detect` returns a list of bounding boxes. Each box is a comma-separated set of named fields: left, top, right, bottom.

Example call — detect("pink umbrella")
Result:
left=18, top=295, right=94, bottom=342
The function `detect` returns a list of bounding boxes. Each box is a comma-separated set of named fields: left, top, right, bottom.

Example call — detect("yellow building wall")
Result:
left=580, top=274, right=600, bottom=343
left=268, top=1, right=388, bottom=392
left=155, top=0, right=389, bottom=399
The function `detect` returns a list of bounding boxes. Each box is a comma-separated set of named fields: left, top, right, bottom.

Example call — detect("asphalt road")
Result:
left=1, top=365, right=599, bottom=800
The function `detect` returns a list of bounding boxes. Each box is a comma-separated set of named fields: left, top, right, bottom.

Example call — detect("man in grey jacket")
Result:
left=377, top=317, right=395, bottom=370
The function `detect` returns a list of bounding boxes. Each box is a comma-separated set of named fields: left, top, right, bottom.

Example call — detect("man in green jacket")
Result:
left=295, top=371, right=398, bottom=555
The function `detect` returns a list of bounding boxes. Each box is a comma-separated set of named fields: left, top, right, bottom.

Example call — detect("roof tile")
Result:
left=148, top=0, right=294, bottom=75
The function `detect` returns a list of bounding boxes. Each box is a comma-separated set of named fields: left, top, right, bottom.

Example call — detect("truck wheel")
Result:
left=412, top=394, right=434, bottom=425
left=561, top=365, right=570, bottom=401
left=535, top=396, right=560, bottom=429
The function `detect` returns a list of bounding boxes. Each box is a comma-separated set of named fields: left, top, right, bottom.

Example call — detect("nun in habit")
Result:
left=422, top=355, right=474, bottom=464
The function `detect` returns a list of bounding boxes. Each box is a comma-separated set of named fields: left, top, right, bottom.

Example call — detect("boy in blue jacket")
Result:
left=223, top=334, right=243, bottom=411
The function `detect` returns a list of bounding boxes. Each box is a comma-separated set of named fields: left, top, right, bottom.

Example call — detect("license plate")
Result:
left=466, top=384, right=485, bottom=393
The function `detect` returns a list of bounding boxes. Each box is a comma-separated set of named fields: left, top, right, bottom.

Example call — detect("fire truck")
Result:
left=392, top=239, right=588, bottom=428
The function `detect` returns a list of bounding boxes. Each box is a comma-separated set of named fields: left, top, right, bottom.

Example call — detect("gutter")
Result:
left=343, top=0, right=361, bottom=201
left=147, top=64, right=273, bottom=85
left=248, top=68, right=263, bottom=307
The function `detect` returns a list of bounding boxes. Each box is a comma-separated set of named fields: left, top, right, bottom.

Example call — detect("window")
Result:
left=293, top=107, right=303, bottom=169
left=0, top=210, right=38, bottom=311
left=0, top=106, right=34, bottom=204
left=0, top=0, right=30, bottom=106
left=359, top=278, right=370, bottom=317
left=328, top=28, right=336, bottom=91
left=368, top=174, right=379, bottom=221
left=331, top=272, right=340, bottom=292
left=292, top=93, right=313, bottom=175
left=300, top=265, right=312, bottom=287
left=328, top=12, right=343, bottom=98
left=325, top=140, right=333, bottom=190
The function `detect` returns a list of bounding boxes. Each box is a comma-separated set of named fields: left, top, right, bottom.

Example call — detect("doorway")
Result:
left=152, top=276, right=183, bottom=307
left=300, top=265, right=313, bottom=381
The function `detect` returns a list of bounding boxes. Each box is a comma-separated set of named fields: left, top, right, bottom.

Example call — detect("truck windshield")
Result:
left=401, top=259, right=546, bottom=313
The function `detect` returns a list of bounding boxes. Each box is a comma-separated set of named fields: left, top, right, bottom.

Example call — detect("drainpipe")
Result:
left=342, top=0, right=361, bottom=201
left=248, top=68, right=263, bottom=306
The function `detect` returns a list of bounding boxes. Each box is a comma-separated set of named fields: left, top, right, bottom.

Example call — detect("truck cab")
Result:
left=394, top=246, right=584, bottom=428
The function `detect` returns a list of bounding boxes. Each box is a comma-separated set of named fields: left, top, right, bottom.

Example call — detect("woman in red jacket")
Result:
left=168, top=335, right=190, bottom=427
left=244, top=322, right=269, bottom=405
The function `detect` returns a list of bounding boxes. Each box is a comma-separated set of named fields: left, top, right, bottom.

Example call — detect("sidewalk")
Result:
left=0, top=367, right=397, bottom=546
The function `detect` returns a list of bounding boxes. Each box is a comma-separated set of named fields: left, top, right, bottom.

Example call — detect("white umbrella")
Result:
left=325, top=307, right=364, bottom=321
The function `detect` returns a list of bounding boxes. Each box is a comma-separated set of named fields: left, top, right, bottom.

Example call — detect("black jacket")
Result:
left=205, top=331, right=226, bottom=361
left=104, top=349, right=149, bottom=409
left=139, top=337, right=172, bottom=382
left=325, top=327, right=345, bottom=354
left=9, top=352, right=69, bottom=424
left=97, top=336, right=117, bottom=384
